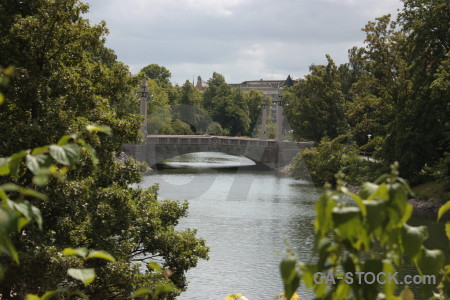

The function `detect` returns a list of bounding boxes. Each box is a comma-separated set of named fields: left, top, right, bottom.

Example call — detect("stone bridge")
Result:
left=122, top=135, right=312, bottom=169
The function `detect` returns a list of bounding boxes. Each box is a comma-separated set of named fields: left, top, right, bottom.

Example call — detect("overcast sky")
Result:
left=84, top=0, right=403, bottom=85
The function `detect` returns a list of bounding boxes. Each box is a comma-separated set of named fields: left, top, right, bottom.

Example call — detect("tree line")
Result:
left=285, top=0, right=449, bottom=191
left=138, top=66, right=267, bottom=138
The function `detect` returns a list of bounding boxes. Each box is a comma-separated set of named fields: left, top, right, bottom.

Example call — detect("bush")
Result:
left=290, top=135, right=359, bottom=184
left=206, top=122, right=225, bottom=136
left=160, top=120, right=194, bottom=135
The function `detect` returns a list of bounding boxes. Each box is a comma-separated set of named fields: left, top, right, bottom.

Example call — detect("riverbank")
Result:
left=347, top=184, right=449, bottom=220
left=280, top=163, right=449, bottom=220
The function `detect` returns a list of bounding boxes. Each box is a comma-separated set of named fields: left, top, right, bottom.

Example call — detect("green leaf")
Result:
left=154, top=283, right=176, bottom=295
left=360, top=182, right=379, bottom=199
left=7, top=201, right=43, bottom=229
left=387, top=182, right=409, bottom=225
left=132, top=288, right=152, bottom=298
left=280, top=255, right=300, bottom=300
left=314, top=192, right=336, bottom=239
left=17, top=217, right=29, bottom=231
left=25, top=295, right=40, bottom=300
left=67, top=268, right=96, bottom=286
left=399, top=204, right=413, bottom=225
left=18, top=187, right=47, bottom=200
left=31, top=146, right=49, bottom=155
left=364, top=200, right=387, bottom=233
left=49, top=144, right=80, bottom=166
left=332, top=206, right=361, bottom=227
left=87, top=250, right=116, bottom=262
left=335, top=280, right=350, bottom=299
left=0, top=183, right=19, bottom=192
left=57, top=134, right=77, bottom=146
left=33, top=175, right=49, bottom=186
left=62, top=247, right=87, bottom=258
left=332, top=206, right=368, bottom=249
left=445, top=222, right=450, bottom=240
left=84, top=144, right=98, bottom=165
left=86, top=125, right=112, bottom=136
left=347, top=192, right=367, bottom=216
left=0, top=157, right=10, bottom=175
left=148, top=262, right=163, bottom=273
left=438, top=201, right=450, bottom=221
left=401, top=224, right=428, bottom=258
left=9, top=150, right=28, bottom=177
left=2, top=184, right=47, bottom=200
left=414, top=247, right=445, bottom=276
left=26, top=154, right=52, bottom=174
left=0, top=93, right=4, bottom=105
left=382, top=259, right=397, bottom=298
left=0, top=189, right=7, bottom=202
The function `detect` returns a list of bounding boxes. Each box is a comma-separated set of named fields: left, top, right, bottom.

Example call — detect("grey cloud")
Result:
left=86, top=0, right=402, bottom=83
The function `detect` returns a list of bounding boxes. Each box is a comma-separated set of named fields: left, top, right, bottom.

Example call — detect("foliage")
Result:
left=0, top=125, right=119, bottom=297
left=377, top=3, right=449, bottom=180
left=206, top=122, right=227, bottom=136
left=147, top=106, right=173, bottom=135
left=161, top=120, right=194, bottom=135
left=243, top=89, right=264, bottom=134
left=203, top=72, right=251, bottom=136
left=290, top=135, right=360, bottom=184
left=140, top=64, right=172, bottom=89
left=179, top=80, right=202, bottom=107
left=284, top=55, right=348, bottom=142
left=281, top=164, right=447, bottom=300
left=285, top=0, right=449, bottom=184
left=344, top=158, right=388, bottom=186
left=0, top=0, right=208, bottom=298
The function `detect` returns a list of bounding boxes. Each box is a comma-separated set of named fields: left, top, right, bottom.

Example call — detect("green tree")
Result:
left=0, top=1, right=208, bottom=298
left=140, top=64, right=172, bottom=89
left=179, top=80, right=202, bottom=107
left=202, top=72, right=232, bottom=112
left=284, top=55, right=348, bottom=142
left=203, top=72, right=250, bottom=136
left=338, top=46, right=366, bottom=101
left=381, top=0, right=450, bottom=180
left=290, top=135, right=360, bottom=184
left=243, top=89, right=264, bottom=135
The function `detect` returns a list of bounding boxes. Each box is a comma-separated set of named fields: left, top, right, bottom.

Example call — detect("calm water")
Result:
left=139, top=152, right=448, bottom=300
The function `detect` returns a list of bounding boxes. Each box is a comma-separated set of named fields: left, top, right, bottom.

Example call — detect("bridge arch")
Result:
left=153, top=151, right=261, bottom=169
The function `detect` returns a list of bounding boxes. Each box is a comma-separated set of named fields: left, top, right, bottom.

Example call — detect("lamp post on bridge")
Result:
left=260, top=94, right=268, bottom=140
left=275, top=89, right=284, bottom=142
left=140, top=77, right=148, bottom=140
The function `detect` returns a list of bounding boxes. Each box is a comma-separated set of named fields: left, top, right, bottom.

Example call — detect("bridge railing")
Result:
left=146, top=135, right=270, bottom=146
left=145, top=135, right=311, bottom=149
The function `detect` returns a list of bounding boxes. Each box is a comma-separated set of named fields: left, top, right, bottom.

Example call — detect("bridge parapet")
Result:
left=145, top=135, right=280, bottom=147
left=123, top=135, right=312, bottom=169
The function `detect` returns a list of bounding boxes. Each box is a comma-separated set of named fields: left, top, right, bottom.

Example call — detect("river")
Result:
left=139, top=152, right=447, bottom=300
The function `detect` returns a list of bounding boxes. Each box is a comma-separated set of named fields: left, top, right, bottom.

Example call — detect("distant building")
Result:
left=230, top=75, right=296, bottom=106
left=230, top=75, right=297, bottom=124
left=195, top=76, right=208, bottom=90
